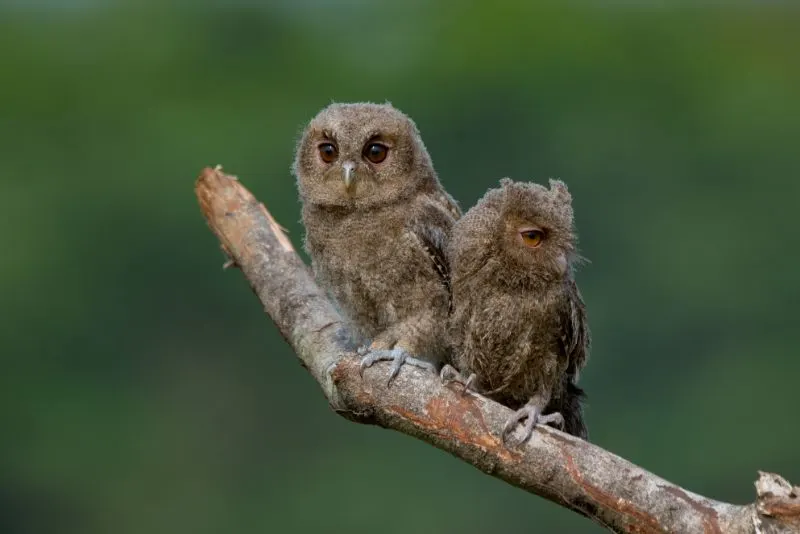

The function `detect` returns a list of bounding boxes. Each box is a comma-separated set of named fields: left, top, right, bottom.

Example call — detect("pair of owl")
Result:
left=293, top=103, right=589, bottom=444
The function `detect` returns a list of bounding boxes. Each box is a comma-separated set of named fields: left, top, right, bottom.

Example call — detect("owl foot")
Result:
left=358, top=347, right=436, bottom=386
left=501, top=403, right=564, bottom=446
left=439, top=364, right=477, bottom=395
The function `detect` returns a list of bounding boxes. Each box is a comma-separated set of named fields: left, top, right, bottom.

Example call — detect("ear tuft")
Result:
left=549, top=179, right=572, bottom=205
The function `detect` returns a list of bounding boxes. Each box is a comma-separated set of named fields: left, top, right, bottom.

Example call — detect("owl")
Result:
left=293, top=102, right=461, bottom=382
left=444, top=178, right=590, bottom=443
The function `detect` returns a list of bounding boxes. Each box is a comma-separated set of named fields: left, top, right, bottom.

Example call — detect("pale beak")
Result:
left=342, top=162, right=355, bottom=189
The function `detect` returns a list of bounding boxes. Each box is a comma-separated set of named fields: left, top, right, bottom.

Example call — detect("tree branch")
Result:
left=195, top=166, right=800, bottom=534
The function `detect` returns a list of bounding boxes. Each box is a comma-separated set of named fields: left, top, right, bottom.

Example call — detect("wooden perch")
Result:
left=195, top=166, right=800, bottom=534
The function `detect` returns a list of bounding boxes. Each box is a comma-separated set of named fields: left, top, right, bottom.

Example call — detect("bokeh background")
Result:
left=3, top=1, right=799, bottom=533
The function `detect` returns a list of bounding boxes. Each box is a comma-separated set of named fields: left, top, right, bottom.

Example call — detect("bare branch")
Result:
left=195, top=166, right=799, bottom=534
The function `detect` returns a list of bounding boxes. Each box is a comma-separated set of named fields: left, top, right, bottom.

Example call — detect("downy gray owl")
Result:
left=445, top=178, right=590, bottom=443
left=293, top=102, right=461, bottom=381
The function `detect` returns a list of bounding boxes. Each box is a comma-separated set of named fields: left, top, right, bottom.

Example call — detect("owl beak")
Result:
left=342, top=162, right=356, bottom=190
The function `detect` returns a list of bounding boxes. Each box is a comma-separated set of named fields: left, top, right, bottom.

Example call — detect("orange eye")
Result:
left=363, top=143, right=388, bottom=164
left=318, top=143, right=338, bottom=163
left=520, top=229, right=545, bottom=248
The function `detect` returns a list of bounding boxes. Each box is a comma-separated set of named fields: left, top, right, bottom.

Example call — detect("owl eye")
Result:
left=318, top=143, right=338, bottom=163
left=363, top=143, right=388, bottom=164
left=519, top=228, right=545, bottom=248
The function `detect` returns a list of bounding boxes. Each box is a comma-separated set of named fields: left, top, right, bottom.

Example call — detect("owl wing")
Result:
left=407, top=198, right=457, bottom=308
left=432, top=189, right=463, bottom=221
left=559, top=279, right=590, bottom=382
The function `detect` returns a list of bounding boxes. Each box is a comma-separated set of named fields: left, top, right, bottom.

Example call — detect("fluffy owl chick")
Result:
left=446, top=178, right=590, bottom=444
left=294, top=102, right=461, bottom=382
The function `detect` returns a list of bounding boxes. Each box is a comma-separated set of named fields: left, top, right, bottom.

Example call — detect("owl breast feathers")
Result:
left=293, top=102, right=461, bottom=377
left=447, top=178, right=590, bottom=440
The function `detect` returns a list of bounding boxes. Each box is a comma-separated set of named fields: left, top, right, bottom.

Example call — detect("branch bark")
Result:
left=195, top=166, right=800, bottom=534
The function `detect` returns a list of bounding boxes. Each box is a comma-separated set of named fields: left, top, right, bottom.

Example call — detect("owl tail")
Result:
left=546, top=382, right=588, bottom=440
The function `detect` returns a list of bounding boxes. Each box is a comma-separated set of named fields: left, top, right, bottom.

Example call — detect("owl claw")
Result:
left=359, top=348, right=436, bottom=385
left=502, top=404, right=565, bottom=446
left=440, top=364, right=477, bottom=395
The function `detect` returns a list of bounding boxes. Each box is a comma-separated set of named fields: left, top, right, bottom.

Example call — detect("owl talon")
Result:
left=540, top=411, right=565, bottom=430
left=439, top=364, right=457, bottom=383
left=440, top=364, right=476, bottom=395
left=464, top=373, right=476, bottom=392
left=387, top=350, right=409, bottom=382
left=356, top=345, right=379, bottom=377
left=358, top=348, right=379, bottom=377
left=359, top=348, right=435, bottom=385
left=502, top=404, right=564, bottom=446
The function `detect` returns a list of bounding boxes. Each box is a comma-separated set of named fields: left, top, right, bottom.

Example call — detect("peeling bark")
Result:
left=195, top=166, right=799, bottom=534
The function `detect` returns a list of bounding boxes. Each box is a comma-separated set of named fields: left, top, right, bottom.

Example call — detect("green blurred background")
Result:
left=3, top=1, right=799, bottom=532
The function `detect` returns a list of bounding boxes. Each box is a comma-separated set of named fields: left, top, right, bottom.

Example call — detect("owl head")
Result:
left=293, top=102, right=438, bottom=209
left=453, top=178, right=579, bottom=285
